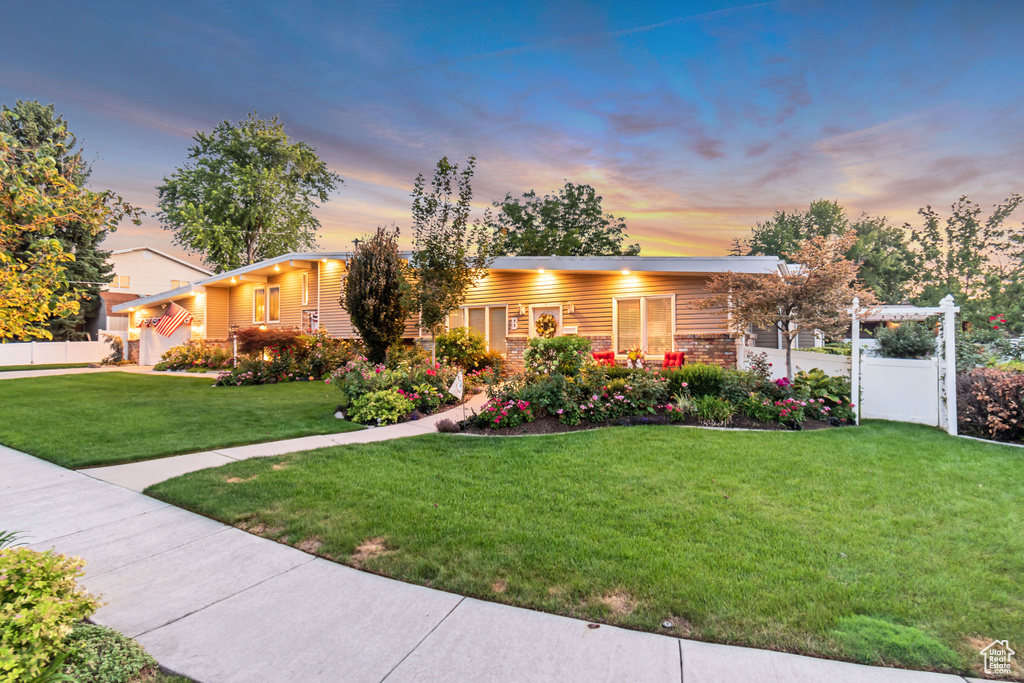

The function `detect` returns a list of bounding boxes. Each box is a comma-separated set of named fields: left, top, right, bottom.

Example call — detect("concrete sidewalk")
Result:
left=0, top=366, right=219, bottom=381
left=2, top=445, right=979, bottom=683
left=82, top=393, right=490, bottom=492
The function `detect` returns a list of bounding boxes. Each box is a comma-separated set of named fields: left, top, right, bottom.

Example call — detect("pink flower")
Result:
left=426, top=369, right=437, bottom=376
left=324, top=379, right=331, bottom=384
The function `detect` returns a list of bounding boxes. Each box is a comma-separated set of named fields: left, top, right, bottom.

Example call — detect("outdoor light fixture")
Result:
left=259, top=324, right=267, bottom=331
left=230, top=277, right=236, bottom=283
left=190, top=291, right=197, bottom=296
left=322, top=258, right=327, bottom=262
left=274, top=264, right=280, bottom=271
left=538, top=268, right=545, bottom=274
left=621, top=269, right=630, bottom=275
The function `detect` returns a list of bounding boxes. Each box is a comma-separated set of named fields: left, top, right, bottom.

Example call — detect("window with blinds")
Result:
left=268, top=287, right=281, bottom=322
left=614, top=295, right=674, bottom=355
left=253, top=288, right=266, bottom=322
left=459, top=305, right=508, bottom=353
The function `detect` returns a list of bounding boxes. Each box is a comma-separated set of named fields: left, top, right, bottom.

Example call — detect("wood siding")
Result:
left=107, top=250, right=209, bottom=296
left=205, top=287, right=230, bottom=339
left=226, top=267, right=318, bottom=332
left=461, top=271, right=725, bottom=338
left=133, top=293, right=204, bottom=340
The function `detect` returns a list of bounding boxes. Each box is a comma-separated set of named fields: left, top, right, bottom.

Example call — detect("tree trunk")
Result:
left=431, top=329, right=436, bottom=366
left=785, top=338, right=793, bottom=382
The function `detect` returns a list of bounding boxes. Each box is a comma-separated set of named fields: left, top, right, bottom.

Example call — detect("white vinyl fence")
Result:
left=739, top=346, right=943, bottom=427
left=0, top=340, right=107, bottom=366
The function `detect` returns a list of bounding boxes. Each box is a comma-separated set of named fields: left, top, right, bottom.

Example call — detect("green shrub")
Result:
left=348, top=389, right=414, bottom=425
left=793, top=368, right=851, bottom=406
left=663, top=363, right=723, bottom=398
left=435, top=327, right=487, bottom=369
left=739, top=394, right=782, bottom=423
left=522, top=336, right=592, bottom=377
left=875, top=322, right=936, bottom=359
left=665, top=392, right=693, bottom=422
left=61, top=622, right=159, bottom=683
left=720, top=368, right=760, bottom=404
left=831, top=615, right=963, bottom=670
left=386, top=342, right=430, bottom=370
left=478, top=397, right=534, bottom=428
left=692, top=395, right=735, bottom=423
left=234, top=326, right=305, bottom=355
left=155, top=339, right=232, bottom=372
left=0, top=547, right=100, bottom=682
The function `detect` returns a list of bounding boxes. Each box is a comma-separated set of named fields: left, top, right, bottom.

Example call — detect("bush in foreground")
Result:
left=62, top=622, right=159, bottom=683
left=957, top=368, right=1024, bottom=442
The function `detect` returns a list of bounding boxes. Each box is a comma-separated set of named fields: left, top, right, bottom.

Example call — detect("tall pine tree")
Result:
left=1, top=101, right=115, bottom=339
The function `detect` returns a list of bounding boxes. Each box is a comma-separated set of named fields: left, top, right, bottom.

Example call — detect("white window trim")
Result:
left=301, top=272, right=309, bottom=305
left=267, top=285, right=281, bottom=323
left=461, top=303, right=509, bottom=349
left=527, top=303, right=562, bottom=339
left=253, top=287, right=266, bottom=323
left=612, top=294, right=676, bottom=357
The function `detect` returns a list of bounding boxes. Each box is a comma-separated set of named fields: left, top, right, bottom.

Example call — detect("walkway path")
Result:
left=82, top=393, right=490, bottom=491
left=0, top=365, right=219, bottom=381
left=1, top=445, right=978, bottom=683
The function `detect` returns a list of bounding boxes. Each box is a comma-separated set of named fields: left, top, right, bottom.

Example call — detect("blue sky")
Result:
left=3, top=0, right=1023, bottom=261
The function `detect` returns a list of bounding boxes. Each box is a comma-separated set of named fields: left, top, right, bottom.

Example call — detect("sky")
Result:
left=4, top=0, right=1023, bottom=265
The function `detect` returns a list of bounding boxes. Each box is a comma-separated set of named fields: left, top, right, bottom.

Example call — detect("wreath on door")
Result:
left=536, top=313, right=557, bottom=338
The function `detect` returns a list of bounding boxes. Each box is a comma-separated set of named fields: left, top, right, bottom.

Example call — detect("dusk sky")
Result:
left=4, top=0, right=1023, bottom=265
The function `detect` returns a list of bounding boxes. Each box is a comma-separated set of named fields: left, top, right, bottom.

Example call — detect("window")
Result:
left=613, top=295, right=675, bottom=355
left=301, top=272, right=309, bottom=305
left=170, top=279, right=189, bottom=289
left=268, top=286, right=281, bottom=322
left=457, top=304, right=508, bottom=353
left=253, top=287, right=265, bottom=322
left=111, top=275, right=130, bottom=289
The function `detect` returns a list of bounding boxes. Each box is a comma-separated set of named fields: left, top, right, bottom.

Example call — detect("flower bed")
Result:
left=456, top=341, right=855, bottom=435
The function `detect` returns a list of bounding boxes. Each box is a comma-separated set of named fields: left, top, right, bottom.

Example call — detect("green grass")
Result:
left=0, top=362, right=89, bottom=372
left=147, top=422, right=1024, bottom=676
left=0, top=373, right=361, bottom=468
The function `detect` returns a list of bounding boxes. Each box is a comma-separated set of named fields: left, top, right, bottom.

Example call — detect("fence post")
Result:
left=30, top=341, right=36, bottom=365
left=850, top=297, right=860, bottom=426
left=940, top=295, right=958, bottom=436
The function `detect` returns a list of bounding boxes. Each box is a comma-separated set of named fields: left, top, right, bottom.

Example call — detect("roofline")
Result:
left=110, top=247, right=214, bottom=275
left=112, top=283, right=199, bottom=312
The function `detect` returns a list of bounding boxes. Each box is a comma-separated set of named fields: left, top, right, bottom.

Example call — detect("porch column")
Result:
left=940, top=294, right=959, bottom=436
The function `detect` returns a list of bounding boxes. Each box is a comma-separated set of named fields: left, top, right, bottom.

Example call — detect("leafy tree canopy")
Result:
left=1, top=101, right=118, bottom=339
left=490, top=181, right=640, bottom=256
left=1, top=129, right=139, bottom=340
left=341, top=225, right=410, bottom=363
left=156, top=113, right=342, bottom=272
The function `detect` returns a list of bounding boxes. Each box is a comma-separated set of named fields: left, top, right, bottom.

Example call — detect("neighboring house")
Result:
left=94, top=247, right=213, bottom=337
left=112, top=252, right=792, bottom=367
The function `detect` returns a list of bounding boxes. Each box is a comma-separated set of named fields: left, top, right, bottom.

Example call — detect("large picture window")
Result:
left=613, top=295, right=675, bottom=355
left=253, top=287, right=266, bottom=322
left=268, top=286, right=281, bottom=323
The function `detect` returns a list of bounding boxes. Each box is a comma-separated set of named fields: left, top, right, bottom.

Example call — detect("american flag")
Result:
left=155, top=302, right=193, bottom=337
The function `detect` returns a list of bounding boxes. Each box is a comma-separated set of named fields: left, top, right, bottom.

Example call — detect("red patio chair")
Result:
left=592, top=350, right=615, bottom=367
left=662, top=351, right=685, bottom=369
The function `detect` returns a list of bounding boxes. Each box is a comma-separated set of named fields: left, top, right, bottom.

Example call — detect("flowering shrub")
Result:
left=523, top=335, right=592, bottom=377
left=329, top=357, right=462, bottom=417
left=692, top=395, right=735, bottom=424
left=155, top=340, right=233, bottom=372
left=745, top=351, right=773, bottom=380
left=349, top=389, right=414, bottom=425
left=481, top=397, right=534, bottom=428
left=0, top=547, right=100, bottom=683
left=774, top=397, right=807, bottom=422
left=662, top=363, right=723, bottom=398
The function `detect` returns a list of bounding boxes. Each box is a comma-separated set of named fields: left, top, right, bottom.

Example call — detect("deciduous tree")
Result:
left=341, top=225, right=409, bottom=363
left=408, top=156, right=492, bottom=362
left=490, top=182, right=640, bottom=256
left=1, top=131, right=139, bottom=340
left=700, top=233, right=876, bottom=380
left=156, top=113, right=342, bottom=272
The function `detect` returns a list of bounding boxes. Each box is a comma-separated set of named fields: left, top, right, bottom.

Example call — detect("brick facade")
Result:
left=504, top=334, right=528, bottom=372
left=673, top=333, right=739, bottom=368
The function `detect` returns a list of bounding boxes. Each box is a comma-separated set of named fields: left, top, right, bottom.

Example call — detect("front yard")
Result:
left=0, top=373, right=361, bottom=468
left=147, top=421, right=1023, bottom=677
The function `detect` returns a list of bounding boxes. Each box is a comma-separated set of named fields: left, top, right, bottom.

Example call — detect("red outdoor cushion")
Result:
left=592, top=351, right=616, bottom=366
left=662, top=351, right=685, bottom=369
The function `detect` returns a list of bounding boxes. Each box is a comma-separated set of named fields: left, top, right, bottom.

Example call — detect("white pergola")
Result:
left=849, top=294, right=960, bottom=435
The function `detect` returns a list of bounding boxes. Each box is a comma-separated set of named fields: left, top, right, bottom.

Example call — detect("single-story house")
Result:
left=112, top=252, right=802, bottom=367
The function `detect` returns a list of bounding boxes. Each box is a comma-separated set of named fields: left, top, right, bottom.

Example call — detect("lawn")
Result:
left=0, top=373, right=361, bottom=468
left=0, top=363, right=90, bottom=372
left=147, top=422, right=1024, bottom=678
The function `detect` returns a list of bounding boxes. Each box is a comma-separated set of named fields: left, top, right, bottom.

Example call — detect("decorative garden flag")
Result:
left=448, top=370, right=464, bottom=399
left=155, top=302, right=193, bottom=337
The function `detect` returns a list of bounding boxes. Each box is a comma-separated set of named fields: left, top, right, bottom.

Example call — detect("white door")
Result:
left=140, top=326, right=191, bottom=365
left=529, top=305, right=561, bottom=337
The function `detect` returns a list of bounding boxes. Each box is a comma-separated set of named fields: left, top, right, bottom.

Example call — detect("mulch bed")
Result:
left=460, top=412, right=841, bottom=436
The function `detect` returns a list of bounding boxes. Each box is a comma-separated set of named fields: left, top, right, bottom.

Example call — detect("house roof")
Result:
left=110, top=247, right=214, bottom=275
left=113, top=251, right=787, bottom=313
left=99, top=291, right=139, bottom=316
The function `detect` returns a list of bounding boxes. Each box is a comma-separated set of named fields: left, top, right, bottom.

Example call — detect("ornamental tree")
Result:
left=700, top=233, right=876, bottom=380
left=407, top=156, right=492, bottom=362
left=1, top=131, right=139, bottom=341
left=341, top=224, right=410, bottom=363
left=156, top=113, right=342, bottom=272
